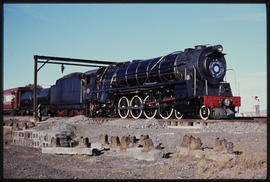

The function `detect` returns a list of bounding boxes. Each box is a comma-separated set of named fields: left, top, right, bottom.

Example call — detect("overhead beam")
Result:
left=34, top=55, right=117, bottom=65
left=37, top=61, right=105, bottom=68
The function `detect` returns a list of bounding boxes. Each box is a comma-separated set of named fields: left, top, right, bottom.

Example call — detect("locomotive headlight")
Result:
left=209, top=60, right=225, bottom=78
left=213, top=65, right=220, bottom=72
left=224, top=99, right=231, bottom=106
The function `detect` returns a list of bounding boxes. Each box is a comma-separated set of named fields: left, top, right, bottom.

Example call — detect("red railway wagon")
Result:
left=3, top=87, right=31, bottom=115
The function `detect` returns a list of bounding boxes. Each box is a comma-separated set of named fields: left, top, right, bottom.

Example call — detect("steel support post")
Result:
left=33, top=56, right=38, bottom=122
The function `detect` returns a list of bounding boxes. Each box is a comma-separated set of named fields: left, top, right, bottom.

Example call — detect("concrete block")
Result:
left=3, top=126, right=12, bottom=135
left=167, top=125, right=202, bottom=129
left=91, top=142, right=104, bottom=150
left=42, top=147, right=93, bottom=155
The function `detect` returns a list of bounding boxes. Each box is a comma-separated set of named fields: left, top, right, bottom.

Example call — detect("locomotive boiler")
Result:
left=84, top=44, right=241, bottom=120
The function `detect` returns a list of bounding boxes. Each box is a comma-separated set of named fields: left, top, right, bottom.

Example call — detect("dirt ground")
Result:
left=3, top=115, right=267, bottom=179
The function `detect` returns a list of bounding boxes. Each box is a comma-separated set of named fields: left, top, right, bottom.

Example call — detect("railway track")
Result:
left=158, top=117, right=267, bottom=127
left=3, top=115, right=267, bottom=127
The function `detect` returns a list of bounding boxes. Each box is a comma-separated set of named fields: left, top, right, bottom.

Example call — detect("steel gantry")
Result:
left=33, top=55, right=117, bottom=122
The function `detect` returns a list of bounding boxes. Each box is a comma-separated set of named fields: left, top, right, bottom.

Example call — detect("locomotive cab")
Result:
left=84, top=69, right=97, bottom=101
left=84, top=69, right=115, bottom=117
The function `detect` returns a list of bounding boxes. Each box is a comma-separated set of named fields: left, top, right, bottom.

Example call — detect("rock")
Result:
left=78, top=137, right=91, bottom=148
left=127, top=135, right=136, bottom=148
left=141, top=138, right=154, bottom=152
left=17, top=122, right=25, bottom=130
left=155, top=143, right=164, bottom=150
left=214, top=138, right=234, bottom=154
left=26, top=122, right=35, bottom=128
left=180, top=135, right=191, bottom=148
left=110, top=136, right=120, bottom=151
left=139, top=134, right=149, bottom=145
left=99, top=134, right=109, bottom=146
left=120, top=136, right=129, bottom=153
left=189, top=136, right=202, bottom=150
left=226, top=142, right=234, bottom=154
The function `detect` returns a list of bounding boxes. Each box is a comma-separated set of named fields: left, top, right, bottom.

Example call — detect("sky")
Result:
left=3, top=3, right=267, bottom=113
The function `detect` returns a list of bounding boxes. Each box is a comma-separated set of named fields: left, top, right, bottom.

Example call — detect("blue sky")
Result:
left=3, top=3, right=266, bottom=113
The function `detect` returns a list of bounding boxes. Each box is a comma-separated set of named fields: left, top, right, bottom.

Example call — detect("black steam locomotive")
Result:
left=84, top=44, right=240, bottom=120
left=4, top=44, right=241, bottom=120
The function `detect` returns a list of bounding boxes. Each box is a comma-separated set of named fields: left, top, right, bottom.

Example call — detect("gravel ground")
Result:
left=3, top=115, right=267, bottom=179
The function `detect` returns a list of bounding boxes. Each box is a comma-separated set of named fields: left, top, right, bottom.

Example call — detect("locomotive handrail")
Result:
left=205, top=80, right=208, bottom=95
left=193, top=65, right=196, bottom=96
left=94, top=80, right=188, bottom=94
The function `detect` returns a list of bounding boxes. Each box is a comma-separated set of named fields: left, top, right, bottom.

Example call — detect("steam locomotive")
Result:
left=3, top=44, right=241, bottom=120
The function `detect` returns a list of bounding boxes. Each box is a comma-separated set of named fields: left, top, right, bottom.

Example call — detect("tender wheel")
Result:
left=130, top=95, right=143, bottom=119
left=118, top=96, right=130, bottom=119
left=159, top=100, right=173, bottom=119
left=199, top=105, right=211, bottom=120
left=174, top=109, right=183, bottom=119
left=143, top=95, right=158, bottom=119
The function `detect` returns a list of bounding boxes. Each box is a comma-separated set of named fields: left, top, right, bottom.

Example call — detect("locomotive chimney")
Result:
left=212, top=45, right=223, bottom=52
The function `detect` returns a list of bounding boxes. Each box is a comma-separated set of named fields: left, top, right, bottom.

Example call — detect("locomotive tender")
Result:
left=3, top=44, right=240, bottom=120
